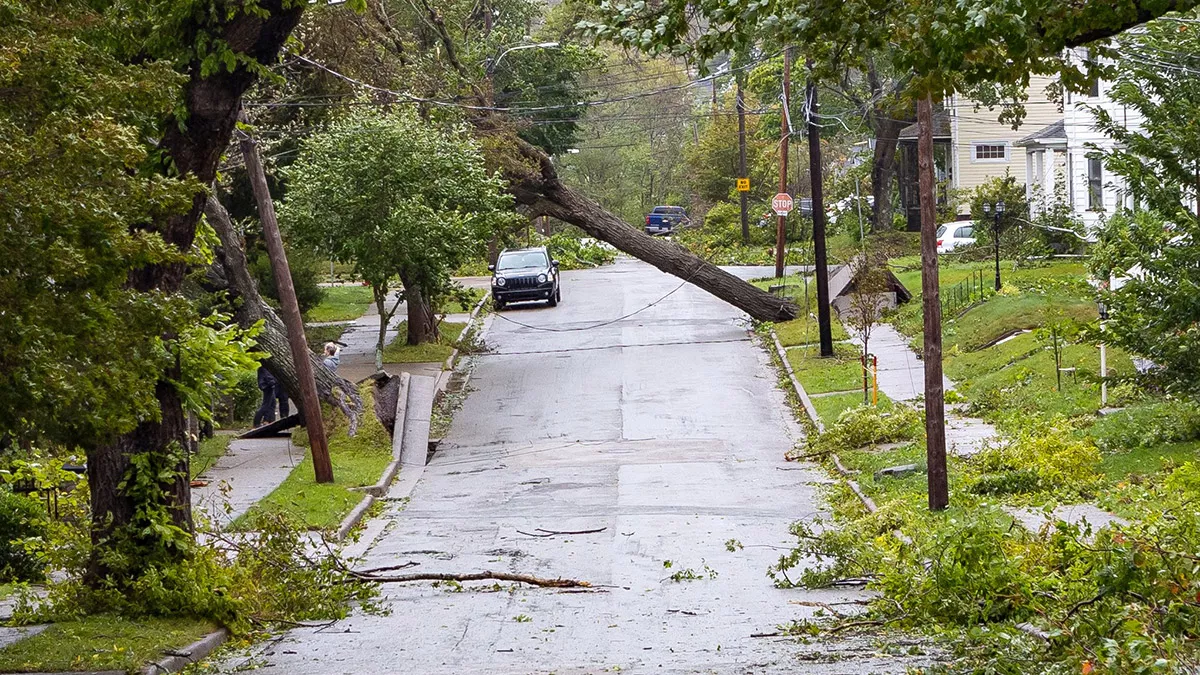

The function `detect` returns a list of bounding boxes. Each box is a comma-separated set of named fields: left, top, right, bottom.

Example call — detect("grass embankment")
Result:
left=0, top=615, right=216, bottom=673
left=306, top=285, right=372, bottom=323
left=235, top=386, right=393, bottom=531
left=767, top=257, right=1200, bottom=671
left=381, top=321, right=467, bottom=365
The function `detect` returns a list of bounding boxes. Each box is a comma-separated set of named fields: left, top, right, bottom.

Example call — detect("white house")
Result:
left=1016, top=49, right=1143, bottom=232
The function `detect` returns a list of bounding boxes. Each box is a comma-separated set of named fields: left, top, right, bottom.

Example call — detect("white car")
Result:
left=936, top=221, right=978, bottom=254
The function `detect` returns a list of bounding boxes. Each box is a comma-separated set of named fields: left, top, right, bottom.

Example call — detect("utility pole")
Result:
left=238, top=122, right=335, bottom=485
left=807, top=59, right=834, bottom=358
left=917, top=95, right=948, bottom=511
left=774, top=46, right=792, bottom=279
left=737, top=74, right=749, bottom=245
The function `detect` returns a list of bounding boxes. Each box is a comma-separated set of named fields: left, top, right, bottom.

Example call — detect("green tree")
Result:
left=0, top=0, right=294, bottom=589
left=282, top=108, right=519, bottom=367
left=1089, top=13, right=1200, bottom=397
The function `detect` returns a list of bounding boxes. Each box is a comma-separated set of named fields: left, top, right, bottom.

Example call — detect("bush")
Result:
left=970, top=422, right=1101, bottom=498
left=810, top=403, right=923, bottom=453
left=0, top=491, right=48, bottom=582
left=543, top=231, right=617, bottom=269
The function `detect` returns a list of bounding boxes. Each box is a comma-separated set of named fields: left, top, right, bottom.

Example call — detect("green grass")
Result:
left=380, top=321, right=467, bottom=365
left=811, top=391, right=895, bottom=424
left=191, top=435, right=231, bottom=479
left=756, top=275, right=851, bottom=345
left=306, top=285, right=372, bottom=323
left=1099, top=441, right=1200, bottom=484
left=440, top=287, right=485, bottom=315
left=305, top=323, right=351, bottom=353
left=0, top=615, right=216, bottom=673
left=235, top=388, right=393, bottom=531
left=787, top=343, right=866, bottom=394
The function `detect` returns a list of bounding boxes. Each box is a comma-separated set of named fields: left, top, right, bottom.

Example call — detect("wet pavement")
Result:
left=219, top=260, right=936, bottom=674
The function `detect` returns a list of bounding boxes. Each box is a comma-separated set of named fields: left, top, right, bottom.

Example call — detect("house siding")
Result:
left=950, top=75, right=1064, bottom=213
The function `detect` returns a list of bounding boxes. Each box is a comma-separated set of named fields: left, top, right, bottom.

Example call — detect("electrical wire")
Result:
left=490, top=263, right=705, bottom=333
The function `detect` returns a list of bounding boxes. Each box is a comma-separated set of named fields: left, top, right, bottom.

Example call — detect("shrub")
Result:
left=969, top=422, right=1101, bottom=498
left=0, top=491, right=48, bottom=582
left=810, top=403, right=923, bottom=453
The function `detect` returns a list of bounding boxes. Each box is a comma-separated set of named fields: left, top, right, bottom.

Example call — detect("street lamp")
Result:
left=1098, top=300, right=1109, bottom=407
left=982, top=200, right=1005, bottom=291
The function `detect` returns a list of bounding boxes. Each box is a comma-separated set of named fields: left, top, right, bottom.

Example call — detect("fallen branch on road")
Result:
left=516, top=527, right=607, bottom=538
left=351, top=561, right=420, bottom=576
left=354, top=570, right=592, bottom=588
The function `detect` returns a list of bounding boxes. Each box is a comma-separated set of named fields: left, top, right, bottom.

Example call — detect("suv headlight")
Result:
left=537, top=273, right=548, bottom=283
left=495, top=276, right=506, bottom=287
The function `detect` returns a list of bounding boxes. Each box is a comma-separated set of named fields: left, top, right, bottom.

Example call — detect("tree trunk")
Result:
left=86, top=2, right=304, bottom=584
left=205, top=196, right=363, bottom=432
left=870, top=115, right=906, bottom=233
left=401, top=274, right=438, bottom=345
left=374, top=288, right=389, bottom=373
left=500, top=133, right=797, bottom=322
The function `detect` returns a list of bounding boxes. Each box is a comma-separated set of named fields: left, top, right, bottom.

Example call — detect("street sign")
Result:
left=736, top=178, right=750, bottom=192
left=772, top=192, right=794, bottom=216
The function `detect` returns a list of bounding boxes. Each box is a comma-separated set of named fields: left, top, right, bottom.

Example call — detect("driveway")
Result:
left=225, top=259, right=931, bottom=674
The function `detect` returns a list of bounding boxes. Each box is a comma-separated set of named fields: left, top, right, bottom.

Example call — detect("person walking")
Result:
left=254, top=365, right=277, bottom=427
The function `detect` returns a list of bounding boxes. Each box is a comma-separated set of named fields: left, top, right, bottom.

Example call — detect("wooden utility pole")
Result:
left=774, top=46, right=792, bottom=279
left=807, top=60, right=834, bottom=358
left=917, top=95, right=948, bottom=510
left=737, top=74, right=749, bottom=245
left=238, top=124, right=334, bottom=484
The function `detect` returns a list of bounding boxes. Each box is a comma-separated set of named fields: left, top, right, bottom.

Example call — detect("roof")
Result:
left=1015, top=119, right=1067, bottom=147
left=898, top=111, right=951, bottom=140
left=500, top=246, right=549, bottom=254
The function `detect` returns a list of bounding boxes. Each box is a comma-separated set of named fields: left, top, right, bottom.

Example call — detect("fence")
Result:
left=941, top=268, right=992, bottom=318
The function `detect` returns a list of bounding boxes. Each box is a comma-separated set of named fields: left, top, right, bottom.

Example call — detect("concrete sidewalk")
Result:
left=191, top=436, right=303, bottom=528
left=850, top=324, right=996, bottom=456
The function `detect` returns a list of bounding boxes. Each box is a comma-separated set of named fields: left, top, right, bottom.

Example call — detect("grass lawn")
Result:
left=306, top=285, right=372, bottom=323
left=811, top=391, right=894, bottom=424
left=0, top=615, right=216, bottom=673
left=756, top=275, right=851, bottom=346
left=787, top=343, right=866, bottom=394
left=305, top=323, right=351, bottom=353
left=440, top=287, right=485, bottom=315
left=381, top=321, right=467, bottom=365
left=235, top=388, right=393, bottom=531
left=191, top=435, right=231, bottom=479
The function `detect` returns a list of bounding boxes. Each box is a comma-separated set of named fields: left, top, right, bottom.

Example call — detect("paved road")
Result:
left=227, top=260, right=932, bottom=674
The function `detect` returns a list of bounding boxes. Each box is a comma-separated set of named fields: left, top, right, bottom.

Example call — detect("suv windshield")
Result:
left=497, top=251, right=548, bottom=270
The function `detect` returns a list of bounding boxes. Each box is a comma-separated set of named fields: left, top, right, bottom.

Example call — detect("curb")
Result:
left=336, top=372, right=411, bottom=541
left=143, top=628, right=230, bottom=675
left=769, top=329, right=824, bottom=433
left=441, top=292, right=489, bottom=372
left=769, top=328, right=886, bottom=523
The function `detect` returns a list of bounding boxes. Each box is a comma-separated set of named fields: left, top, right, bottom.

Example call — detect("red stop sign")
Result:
left=772, top=193, right=794, bottom=216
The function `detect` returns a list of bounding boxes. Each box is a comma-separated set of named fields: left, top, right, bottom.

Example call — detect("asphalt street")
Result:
left=224, top=259, right=934, bottom=674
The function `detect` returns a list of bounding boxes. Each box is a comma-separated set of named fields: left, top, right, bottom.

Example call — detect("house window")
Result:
left=972, top=143, right=1009, bottom=162
left=1088, top=158, right=1104, bottom=211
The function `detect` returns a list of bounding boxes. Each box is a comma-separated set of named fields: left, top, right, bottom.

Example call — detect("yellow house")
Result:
left=897, top=76, right=1063, bottom=227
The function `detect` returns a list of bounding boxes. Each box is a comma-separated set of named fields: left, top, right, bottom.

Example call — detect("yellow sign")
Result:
left=736, top=178, right=750, bottom=192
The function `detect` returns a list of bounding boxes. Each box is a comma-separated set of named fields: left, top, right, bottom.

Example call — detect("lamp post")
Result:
left=1098, top=301, right=1109, bottom=407
left=982, top=200, right=1005, bottom=291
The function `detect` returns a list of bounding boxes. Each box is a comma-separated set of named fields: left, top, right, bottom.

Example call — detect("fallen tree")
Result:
left=489, top=124, right=799, bottom=323
left=205, top=195, right=363, bottom=432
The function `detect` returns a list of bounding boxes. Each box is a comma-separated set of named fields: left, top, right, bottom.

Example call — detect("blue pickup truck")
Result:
left=644, top=206, right=689, bottom=235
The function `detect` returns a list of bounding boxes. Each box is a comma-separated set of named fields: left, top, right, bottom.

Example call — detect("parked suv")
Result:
left=489, top=246, right=561, bottom=310
left=644, top=206, right=689, bottom=235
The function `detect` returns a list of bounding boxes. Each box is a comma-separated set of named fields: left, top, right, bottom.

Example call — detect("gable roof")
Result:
left=898, top=111, right=952, bottom=140
left=1015, top=119, right=1067, bottom=147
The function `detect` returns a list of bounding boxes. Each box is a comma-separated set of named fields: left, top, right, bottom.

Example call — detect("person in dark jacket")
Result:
left=254, top=365, right=277, bottom=427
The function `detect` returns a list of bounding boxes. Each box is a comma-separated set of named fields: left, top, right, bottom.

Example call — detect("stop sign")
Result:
left=772, top=193, right=794, bottom=216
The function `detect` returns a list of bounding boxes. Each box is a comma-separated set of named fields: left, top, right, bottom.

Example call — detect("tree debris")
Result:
left=354, top=570, right=591, bottom=588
